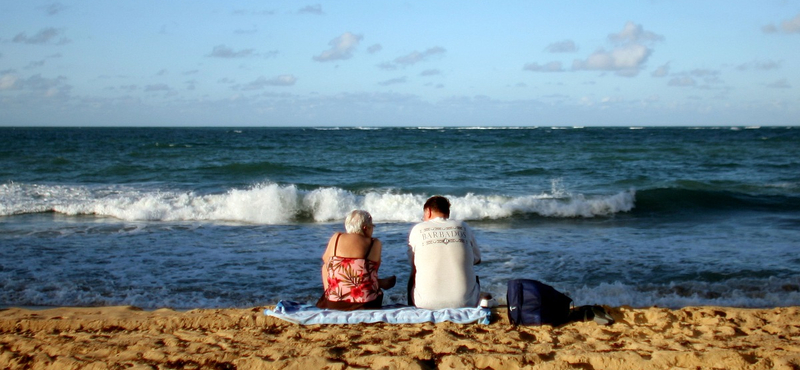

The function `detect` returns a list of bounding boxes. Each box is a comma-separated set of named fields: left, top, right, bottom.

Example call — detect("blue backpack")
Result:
left=507, top=279, right=573, bottom=326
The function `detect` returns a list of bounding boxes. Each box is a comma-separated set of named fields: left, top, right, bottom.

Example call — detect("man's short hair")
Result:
left=423, top=196, right=450, bottom=217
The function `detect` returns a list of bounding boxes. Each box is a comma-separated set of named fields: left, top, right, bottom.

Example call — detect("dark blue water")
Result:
left=1, top=126, right=799, bottom=308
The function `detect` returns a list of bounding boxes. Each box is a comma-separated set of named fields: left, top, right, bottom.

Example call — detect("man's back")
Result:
left=408, top=217, right=481, bottom=309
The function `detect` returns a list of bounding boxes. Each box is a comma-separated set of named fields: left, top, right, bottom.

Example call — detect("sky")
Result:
left=1, top=1, right=799, bottom=127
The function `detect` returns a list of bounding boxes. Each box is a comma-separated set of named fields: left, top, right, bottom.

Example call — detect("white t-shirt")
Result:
left=408, top=217, right=481, bottom=309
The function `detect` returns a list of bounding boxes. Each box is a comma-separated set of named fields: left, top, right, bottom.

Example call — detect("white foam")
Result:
left=304, top=187, right=357, bottom=222
left=362, top=192, right=426, bottom=222
left=1, top=182, right=637, bottom=223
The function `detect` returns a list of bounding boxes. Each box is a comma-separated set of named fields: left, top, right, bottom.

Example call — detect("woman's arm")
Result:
left=320, top=233, right=338, bottom=290
left=368, top=238, right=383, bottom=263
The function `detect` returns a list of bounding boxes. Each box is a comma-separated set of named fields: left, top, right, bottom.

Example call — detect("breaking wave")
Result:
left=0, top=182, right=636, bottom=223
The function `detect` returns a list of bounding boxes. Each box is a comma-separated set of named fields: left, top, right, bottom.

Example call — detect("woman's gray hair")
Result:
left=345, top=210, right=373, bottom=235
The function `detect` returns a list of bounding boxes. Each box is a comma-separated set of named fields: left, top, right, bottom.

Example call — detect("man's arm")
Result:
left=407, top=225, right=417, bottom=306
left=407, top=263, right=416, bottom=306
left=466, top=223, right=481, bottom=265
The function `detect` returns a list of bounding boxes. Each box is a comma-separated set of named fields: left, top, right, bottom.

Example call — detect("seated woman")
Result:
left=316, top=210, right=396, bottom=310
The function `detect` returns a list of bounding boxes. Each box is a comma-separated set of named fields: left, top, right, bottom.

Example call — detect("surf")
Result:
left=1, top=181, right=637, bottom=223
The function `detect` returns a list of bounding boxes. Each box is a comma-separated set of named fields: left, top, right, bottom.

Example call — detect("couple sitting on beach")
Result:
left=316, top=196, right=482, bottom=311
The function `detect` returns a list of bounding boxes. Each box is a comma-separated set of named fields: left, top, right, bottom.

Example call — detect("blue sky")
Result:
left=1, top=1, right=798, bottom=127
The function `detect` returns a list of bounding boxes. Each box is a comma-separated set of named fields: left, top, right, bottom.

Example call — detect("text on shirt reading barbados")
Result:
left=420, top=226, right=467, bottom=246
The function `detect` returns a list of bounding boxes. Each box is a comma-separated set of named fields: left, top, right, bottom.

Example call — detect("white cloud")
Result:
left=782, top=14, right=800, bottom=33
left=737, top=60, right=781, bottom=71
left=762, top=24, right=778, bottom=33
left=0, top=74, right=21, bottom=90
left=664, top=69, right=725, bottom=88
left=572, top=44, right=651, bottom=76
left=25, top=60, right=46, bottom=70
left=42, top=2, right=68, bottom=15
left=545, top=40, right=577, bottom=53
left=377, top=62, right=396, bottom=71
left=668, top=77, right=696, bottom=87
left=238, top=75, right=297, bottom=90
left=764, top=13, right=800, bottom=34
left=420, top=69, right=441, bottom=76
left=13, top=27, right=70, bottom=45
left=313, top=32, right=362, bottom=62
left=651, top=63, right=670, bottom=77
left=298, top=4, right=324, bottom=15
left=609, top=21, right=664, bottom=44
left=23, top=74, right=68, bottom=91
left=367, top=44, right=382, bottom=54
left=689, top=69, right=717, bottom=77
left=523, top=61, right=564, bottom=72
left=394, top=47, right=446, bottom=66
left=232, top=9, right=275, bottom=16
left=600, top=96, right=624, bottom=104
left=0, top=73, right=72, bottom=99
left=379, top=47, right=446, bottom=70
left=532, top=22, right=661, bottom=77
left=145, top=84, right=171, bottom=92
left=207, top=45, right=258, bottom=58
left=378, top=77, right=407, bottom=86
left=766, top=78, right=791, bottom=89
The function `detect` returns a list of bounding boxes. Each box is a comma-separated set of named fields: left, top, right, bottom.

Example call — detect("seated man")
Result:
left=407, top=196, right=481, bottom=309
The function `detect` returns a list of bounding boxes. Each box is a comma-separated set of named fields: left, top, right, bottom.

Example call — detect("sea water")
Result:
left=1, top=126, right=799, bottom=309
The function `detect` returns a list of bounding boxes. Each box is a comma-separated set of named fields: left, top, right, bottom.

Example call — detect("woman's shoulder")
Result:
left=335, top=232, right=374, bottom=245
left=327, top=232, right=343, bottom=243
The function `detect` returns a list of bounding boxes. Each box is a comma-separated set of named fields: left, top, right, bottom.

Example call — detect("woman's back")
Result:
left=321, top=232, right=381, bottom=306
left=328, top=233, right=382, bottom=262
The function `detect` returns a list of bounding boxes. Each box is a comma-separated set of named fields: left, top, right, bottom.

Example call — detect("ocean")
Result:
left=1, top=126, right=799, bottom=309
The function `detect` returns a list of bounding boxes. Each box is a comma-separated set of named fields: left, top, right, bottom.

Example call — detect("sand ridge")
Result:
left=1, top=305, right=799, bottom=369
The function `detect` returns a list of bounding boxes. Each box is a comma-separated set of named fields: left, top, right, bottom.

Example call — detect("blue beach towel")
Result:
left=264, top=300, right=492, bottom=325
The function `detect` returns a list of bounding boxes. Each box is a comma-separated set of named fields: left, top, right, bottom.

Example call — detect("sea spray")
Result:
left=304, top=187, right=357, bottom=222
left=2, top=181, right=637, bottom=222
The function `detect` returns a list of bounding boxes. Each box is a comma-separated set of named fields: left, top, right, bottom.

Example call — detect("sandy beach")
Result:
left=1, top=305, right=799, bottom=370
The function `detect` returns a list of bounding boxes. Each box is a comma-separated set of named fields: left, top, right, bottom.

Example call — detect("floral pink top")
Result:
left=323, top=235, right=381, bottom=303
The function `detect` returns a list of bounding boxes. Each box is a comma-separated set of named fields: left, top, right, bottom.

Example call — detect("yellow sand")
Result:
left=1, top=305, right=799, bottom=369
